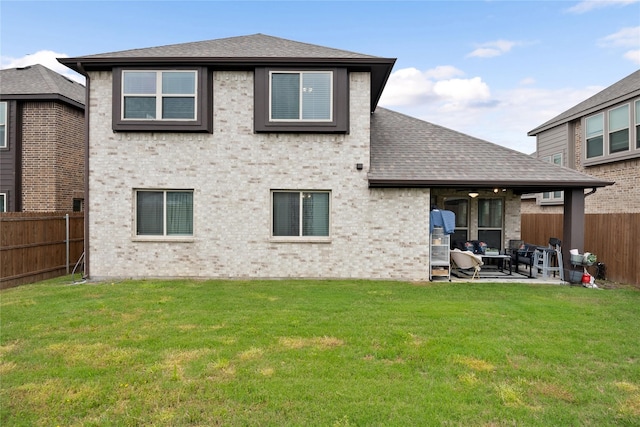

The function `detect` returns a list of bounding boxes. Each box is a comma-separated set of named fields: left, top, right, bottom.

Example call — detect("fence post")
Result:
left=66, top=214, right=70, bottom=274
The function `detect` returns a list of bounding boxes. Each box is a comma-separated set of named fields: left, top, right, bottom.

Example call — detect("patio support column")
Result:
left=562, top=188, right=585, bottom=279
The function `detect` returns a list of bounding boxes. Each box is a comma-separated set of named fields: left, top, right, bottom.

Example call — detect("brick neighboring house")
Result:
left=526, top=69, right=640, bottom=214
left=59, top=34, right=610, bottom=281
left=0, top=64, right=85, bottom=212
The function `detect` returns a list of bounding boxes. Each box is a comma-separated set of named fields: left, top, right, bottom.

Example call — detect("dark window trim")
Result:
left=254, top=67, right=349, bottom=133
left=112, top=66, right=212, bottom=133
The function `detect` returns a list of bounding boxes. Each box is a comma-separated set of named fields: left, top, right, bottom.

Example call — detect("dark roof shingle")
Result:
left=370, top=108, right=611, bottom=192
left=0, top=64, right=85, bottom=107
left=78, top=33, right=380, bottom=60
left=58, top=34, right=395, bottom=112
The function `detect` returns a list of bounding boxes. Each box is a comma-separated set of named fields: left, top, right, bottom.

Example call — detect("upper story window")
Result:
left=584, top=99, right=639, bottom=165
left=609, top=104, right=629, bottom=154
left=586, top=113, right=604, bottom=158
left=0, top=102, right=7, bottom=148
left=635, top=100, right=640, bottom=149
left=123, top=71, right=196, bottom=120
left=113, top=67, right=212, bottom=133
left=255, top=68, right=348, bottom=133
left=270, top=71, right=332, bottom=122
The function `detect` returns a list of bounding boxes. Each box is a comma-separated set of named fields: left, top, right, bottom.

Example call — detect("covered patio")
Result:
left=368, top=108, right=613, bottom=283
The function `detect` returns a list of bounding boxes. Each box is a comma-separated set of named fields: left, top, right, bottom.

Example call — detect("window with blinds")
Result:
left=0, top=102, right=6, bottom=148
left=136, top=190, right=193, bottom=237
left=270, top=71, right=333, bottom=122
left=272, top=191, right=330, bottom=238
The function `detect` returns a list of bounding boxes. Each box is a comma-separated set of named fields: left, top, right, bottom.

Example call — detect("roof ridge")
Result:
left=35, top=63, right=60, bottom=94
left=74, top=33, right=382, bottom=59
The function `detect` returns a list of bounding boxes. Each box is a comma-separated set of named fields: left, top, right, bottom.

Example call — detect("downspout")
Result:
left=584, top=188, right=597, bottom=197
left=76, top=62, right=90, bottom=279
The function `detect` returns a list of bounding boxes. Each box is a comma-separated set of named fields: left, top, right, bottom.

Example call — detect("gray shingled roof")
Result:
left=58, top=34, right=395, bottom=112
left=528, top=69, right=640, bottom=135
left=78, top=33, right=380, bottom=60
left=370, top=108, right=611, bottom=192
left=0, top=64, right=85, bottom=107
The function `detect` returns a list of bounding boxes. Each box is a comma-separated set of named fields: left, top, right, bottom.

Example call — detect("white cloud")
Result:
left=623, top=49, right=640, bottom=64
left=379, top=65, right=605, bottom=154
left=433, top=77, right=491, bottom=111
left=598, top=26, right=640, bottom=48
left=423, top=65, right=464, bottom=80
left=566, top=0, right=639, bottom=14
left=0, top=50, right=85, bottom=84
left=379, top=66, right=489, bottom=110
left=467, top=40, right=517, bottom=58
left=598, top=26, right=640, bottom=65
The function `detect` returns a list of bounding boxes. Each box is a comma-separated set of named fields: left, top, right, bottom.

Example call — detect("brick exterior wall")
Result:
left=521, top=118, right=640, bottom=215
left=573, top=120, right=640, bottom=213
left=21, top=101, right=84, bottom=211
left=87, top=70, right=437, bottom=281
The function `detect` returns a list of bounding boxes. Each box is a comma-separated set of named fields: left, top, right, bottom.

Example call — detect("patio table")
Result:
left=480, top=254, right=513, bottom=275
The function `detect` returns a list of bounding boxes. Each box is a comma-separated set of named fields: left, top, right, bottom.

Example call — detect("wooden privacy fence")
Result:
left=0, top=212, right=84, bottom=289
left=522, top=213, right=640, bottom=286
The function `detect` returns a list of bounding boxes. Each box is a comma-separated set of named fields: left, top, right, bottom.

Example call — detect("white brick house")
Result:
left=60, top=34, right=610, bottom=281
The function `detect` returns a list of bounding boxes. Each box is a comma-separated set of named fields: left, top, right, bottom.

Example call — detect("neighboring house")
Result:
left=59, top=34, right=610, bottom=281
left=526, top=69, right=640, bottom=214
left=0, top=64, right=85, bottom=212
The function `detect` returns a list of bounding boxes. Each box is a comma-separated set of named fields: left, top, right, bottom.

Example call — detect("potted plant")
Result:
left=583, top=253, right=597, bottom=266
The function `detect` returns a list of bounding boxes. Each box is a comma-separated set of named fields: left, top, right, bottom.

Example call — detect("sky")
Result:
left=1, top=0, right=639, bottom=154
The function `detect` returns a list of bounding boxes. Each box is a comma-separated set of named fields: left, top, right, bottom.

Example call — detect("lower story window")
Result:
left=136, top=190, right=193, bottom=236
left=478, top=198, right=503, bottom=250
left=0, top=193, right=6, bottom=212
left=272, top=191, right=330, bottom=237
left=444, top=197, right=469, bottom=245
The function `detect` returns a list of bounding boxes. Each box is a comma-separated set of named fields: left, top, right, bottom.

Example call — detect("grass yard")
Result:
left=1, top=277, right=639, bottom=426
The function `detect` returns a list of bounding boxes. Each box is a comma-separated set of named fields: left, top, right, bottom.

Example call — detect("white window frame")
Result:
left=0, top=101, right=7, bottom=149
left=133, top=189, right=194, bottom=241
left=122, top=70, right=197, bottom=121
left=585, top=113, right=604, bottom=159
left=0, top=193, right=6, bottom=212
left=268, top=71, right=334, bottom=123
left=271, top=190, right=331, bottom=242
left=609, top=104, right=630, bottom=154
left=636, top=99, right=640, bottom=150
left=584, top=99, right=640, bottom=165
left=540, top=153, right=564, bottom=204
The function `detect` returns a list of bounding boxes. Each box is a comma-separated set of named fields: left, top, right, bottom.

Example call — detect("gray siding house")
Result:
left=59, top=34, right=610, bottom=281
left=527, top=70, right=640, bottom=214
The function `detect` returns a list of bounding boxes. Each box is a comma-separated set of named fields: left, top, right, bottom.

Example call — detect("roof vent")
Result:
left=17, top=66, right=32, bottom=71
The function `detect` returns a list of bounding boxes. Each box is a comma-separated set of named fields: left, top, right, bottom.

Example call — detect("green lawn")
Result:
left=1, top=277, right=639, bottom=426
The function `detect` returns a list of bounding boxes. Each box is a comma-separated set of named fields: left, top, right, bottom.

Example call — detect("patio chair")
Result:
left=533, top=237, right=564, bottom=281
left=510, top=240, right=535, bottom=277
left=450, top=249, right=483, bottom=280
